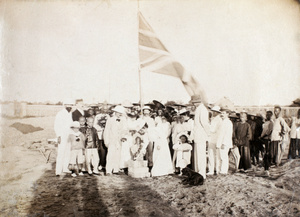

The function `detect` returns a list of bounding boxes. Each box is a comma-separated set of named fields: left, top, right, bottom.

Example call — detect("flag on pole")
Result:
left=138, top=12, right=207, bottom=104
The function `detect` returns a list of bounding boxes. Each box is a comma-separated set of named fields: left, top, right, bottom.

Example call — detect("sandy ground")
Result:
left=1, top=116, right=300, bottom=217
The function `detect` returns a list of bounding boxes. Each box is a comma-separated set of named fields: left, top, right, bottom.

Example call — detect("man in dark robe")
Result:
left=234, top=111, right=252, bottom=171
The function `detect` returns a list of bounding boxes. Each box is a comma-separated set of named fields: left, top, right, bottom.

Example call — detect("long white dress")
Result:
left=151, top=122, right=174, bottom=177
left=54, top=108, right=73, bottom=175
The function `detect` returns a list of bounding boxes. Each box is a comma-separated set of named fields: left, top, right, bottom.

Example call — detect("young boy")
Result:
left=173, top=133, right=192, bottom=175
left=85, top=117, right=100, bottom=175
left=68, top=121, right=86, bottom=177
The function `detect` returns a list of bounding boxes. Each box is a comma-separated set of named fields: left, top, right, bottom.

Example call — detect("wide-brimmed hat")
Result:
left=211, top=105, right=221, bottom=113
left=70, top=121, right=80, bottom=128
left=142, top=105, right=152, bottom=111
left=122, top=100, right=133, bottom=108
left=189, top=95, right=202, bottom=103
left=153, top=100, right=165, bottom=109
left=112, top=105, right=126, bottom=114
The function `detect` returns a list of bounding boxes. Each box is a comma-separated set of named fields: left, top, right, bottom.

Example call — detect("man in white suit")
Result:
left=191, top=95, right=210, bottom=179
left=207, top=106, right=222, bottom=175
left=103, top=105, right=127, bottom=175
left=216, top=108, right=233, bottom=175
left=54, top=99, right=75, bottom=176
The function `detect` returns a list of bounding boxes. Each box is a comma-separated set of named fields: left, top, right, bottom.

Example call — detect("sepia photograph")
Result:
left=1, top=0, right=300, bottom=216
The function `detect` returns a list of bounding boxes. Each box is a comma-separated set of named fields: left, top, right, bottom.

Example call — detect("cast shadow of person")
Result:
left=28, top=163, right=109, bottom=217
left=111, top=175, right=183, bottom=217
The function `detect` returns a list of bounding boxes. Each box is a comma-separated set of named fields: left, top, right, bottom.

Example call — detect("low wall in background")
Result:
left=1, top=103, right=299, bottom=118
left=1, top=103, right=63, bottom=117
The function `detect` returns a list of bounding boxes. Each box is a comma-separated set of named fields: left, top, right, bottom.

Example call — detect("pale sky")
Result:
left=1, top=0, right=300, bottom=106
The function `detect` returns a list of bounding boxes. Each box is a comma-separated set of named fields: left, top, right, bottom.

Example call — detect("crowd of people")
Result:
left=54, top=95, right=300, bottom=179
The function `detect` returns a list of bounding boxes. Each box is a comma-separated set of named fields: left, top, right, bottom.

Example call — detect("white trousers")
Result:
left=216, top=147, right=230, bottom=174
left=230, top=147, right=240, bottom=170
left=55, top=136, right=71, bottom=175
left=208, top=143, right=217, bottom=174
left=85, top=148, right=100, bottom=173
left=106, top=144, right=121, bottom=174
left=194, top=140, right=207, bottom=179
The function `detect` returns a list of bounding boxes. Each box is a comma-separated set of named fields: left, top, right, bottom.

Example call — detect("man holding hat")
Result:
left=54, top=98, right=75, bottom=175
left=103, top=105, right=128, bottom=175
left=190, top=95, right=210, bottom=179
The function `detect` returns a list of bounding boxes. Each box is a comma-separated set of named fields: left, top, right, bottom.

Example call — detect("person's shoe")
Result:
left=106, top=173, right=111, bottom=176
left=207, top=172, right=214, bottom=176
left=71, top=173, right=77, bottom=177
left=78, top=172, right=84, bottom=176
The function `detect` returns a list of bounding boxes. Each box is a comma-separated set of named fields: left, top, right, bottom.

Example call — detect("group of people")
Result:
left=54, top=95, right=300, bottom=179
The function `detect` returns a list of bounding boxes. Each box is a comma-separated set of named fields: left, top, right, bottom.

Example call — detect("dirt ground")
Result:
left=1, top=116, right=300, bottom=217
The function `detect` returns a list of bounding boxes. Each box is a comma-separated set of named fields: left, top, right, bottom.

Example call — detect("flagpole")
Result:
left=137, top=0, right=144, bottom=113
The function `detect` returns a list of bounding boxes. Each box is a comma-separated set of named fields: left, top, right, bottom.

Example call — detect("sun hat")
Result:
left=112, top=105, right=126, bottom=114
left=211, top=105, right=221, bottom=113
left=142, top=106, right=152, bottom=111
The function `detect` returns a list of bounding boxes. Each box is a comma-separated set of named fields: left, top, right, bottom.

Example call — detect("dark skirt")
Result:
left=238, top=146, right=252, bottom=170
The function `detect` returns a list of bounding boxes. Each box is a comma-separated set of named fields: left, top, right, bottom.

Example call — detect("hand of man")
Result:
left=57, top=136, right=61, bottom=144
left=221, top=144, right=225, bottom=149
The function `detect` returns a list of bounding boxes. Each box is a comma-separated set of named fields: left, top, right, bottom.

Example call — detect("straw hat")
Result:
left=211, top=105, right=221, bottom=113
left=112, top=105, right=126, bottom=114
left=142, top=105, right=152, bottom=111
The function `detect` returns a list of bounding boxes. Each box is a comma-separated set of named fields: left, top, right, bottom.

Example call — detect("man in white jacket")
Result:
left=216, top=108, right=233, bottom=175
left=207, top=106, right=222, bottom=175
left=54, top=99, right=75, bottom=176
left=103, top=105, right=127, bottom=175
left=191, top=95, right=210, bottom=179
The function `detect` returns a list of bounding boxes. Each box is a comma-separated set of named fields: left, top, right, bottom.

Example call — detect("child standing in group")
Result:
left=85, top=117, right=100, bottom=175
left=68, top=121, right=86, bottom=177
left=173, top=133, right=192, bottom=175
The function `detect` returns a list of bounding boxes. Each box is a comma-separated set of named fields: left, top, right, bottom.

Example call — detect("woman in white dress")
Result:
left=151, top=115, right=174, bottom=177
